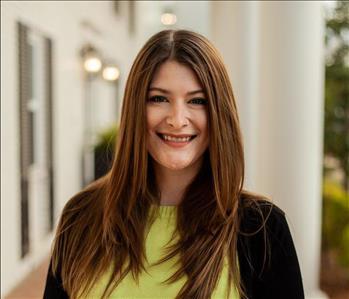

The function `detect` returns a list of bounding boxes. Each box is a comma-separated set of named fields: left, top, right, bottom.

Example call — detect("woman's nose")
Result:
left=166, top=103, right=189, bottom=128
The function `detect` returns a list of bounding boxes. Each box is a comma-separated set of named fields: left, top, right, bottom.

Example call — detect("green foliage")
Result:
left=322, top=179, right=349, bottom=267
left=322, top=0, right=349, bottom=272
left=339, top=225, right=349, bottom=266
left=324, top=0, right=349, bottom=191
left=326, top=1, right=349, bottom=45
left=94, top=124, right=119, bottom=155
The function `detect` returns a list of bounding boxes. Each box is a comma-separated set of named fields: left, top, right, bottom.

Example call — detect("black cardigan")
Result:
left=43, top=200, right=304, bottom=298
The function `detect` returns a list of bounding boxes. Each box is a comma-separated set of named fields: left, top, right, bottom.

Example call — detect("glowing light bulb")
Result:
left=102, top=66, right=120, bottom=81
left=161, top=13, right=177, bottom=26
left=84, top=56, right=102, bottom=73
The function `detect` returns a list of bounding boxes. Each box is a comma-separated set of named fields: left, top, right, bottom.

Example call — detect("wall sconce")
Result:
left=80, top=44, right=120, bottom=82
left=80, top=44, right=102, bottom=74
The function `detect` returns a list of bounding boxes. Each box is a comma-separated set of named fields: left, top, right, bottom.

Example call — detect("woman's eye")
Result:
left=148, top=95, right=167, bottom=103
left=189, top=98, right=208, bottom=105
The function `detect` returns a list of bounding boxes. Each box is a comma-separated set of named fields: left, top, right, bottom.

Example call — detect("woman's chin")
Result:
left=161, top=160, right=192, bottom=171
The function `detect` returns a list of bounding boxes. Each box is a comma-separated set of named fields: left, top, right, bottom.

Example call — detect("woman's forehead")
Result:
left=149, top=60, right=203, bottom=93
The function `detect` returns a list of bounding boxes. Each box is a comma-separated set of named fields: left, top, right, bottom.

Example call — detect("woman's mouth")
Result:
left=156, top=132, right=197, bottom=147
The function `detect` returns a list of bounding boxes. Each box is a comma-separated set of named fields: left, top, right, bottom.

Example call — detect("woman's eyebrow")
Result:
left=148, top=87, right=205, bottom=96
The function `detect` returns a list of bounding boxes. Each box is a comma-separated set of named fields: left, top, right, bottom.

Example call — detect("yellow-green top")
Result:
left=81, top=205, right=238, bottom=299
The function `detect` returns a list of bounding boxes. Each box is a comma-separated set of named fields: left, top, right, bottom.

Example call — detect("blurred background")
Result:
left=1, top=1, right=348, bottom=298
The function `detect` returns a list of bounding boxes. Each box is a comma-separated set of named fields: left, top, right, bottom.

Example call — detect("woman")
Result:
left=44, top=29, right=304, bottom=299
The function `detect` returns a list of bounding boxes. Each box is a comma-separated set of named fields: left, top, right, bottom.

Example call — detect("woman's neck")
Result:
left=154, top=159, right=202, bottom=206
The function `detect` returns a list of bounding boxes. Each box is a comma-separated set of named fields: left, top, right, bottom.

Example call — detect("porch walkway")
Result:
left=4, top=257, right=50, bottom=299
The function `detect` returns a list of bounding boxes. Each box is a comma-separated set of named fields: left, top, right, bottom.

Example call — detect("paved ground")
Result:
left=4, top=257, right=50, bottom=299
left=320, top=251, right=349, bottom=299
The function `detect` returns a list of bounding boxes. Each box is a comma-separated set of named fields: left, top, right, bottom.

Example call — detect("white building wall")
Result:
left=1, top=1, right=137, bottom=296
left=135, top=0, right=210, bottom=49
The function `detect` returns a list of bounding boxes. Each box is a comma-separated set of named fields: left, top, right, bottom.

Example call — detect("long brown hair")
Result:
left=51, top=29, right=269, bottom=299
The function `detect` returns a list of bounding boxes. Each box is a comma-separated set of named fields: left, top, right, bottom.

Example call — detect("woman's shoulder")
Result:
left=237, top=193, right=305, bottom=298
left=238, top=194, right=286, bottom=232
left=237, top=193, right=296, bottom=268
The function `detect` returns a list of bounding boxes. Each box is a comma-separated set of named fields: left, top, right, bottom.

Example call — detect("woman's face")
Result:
left=146, top=60, right=209, bottom=172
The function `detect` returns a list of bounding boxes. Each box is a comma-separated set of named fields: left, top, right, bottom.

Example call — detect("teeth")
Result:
left=162, top=134, right=192, bottom=142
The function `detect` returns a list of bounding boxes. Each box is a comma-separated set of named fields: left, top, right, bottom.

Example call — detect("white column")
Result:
left=211, top=1, right=327, bottom=298
left=256, top=2, right=327, bottom=298
left=211, top=1, right=260, bottom=191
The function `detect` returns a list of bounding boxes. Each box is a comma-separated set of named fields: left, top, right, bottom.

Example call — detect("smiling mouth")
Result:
left=156, top=133, right=197, bottom=143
